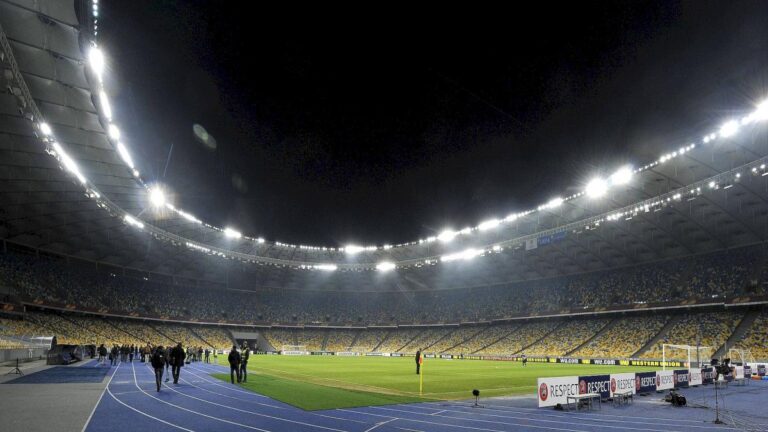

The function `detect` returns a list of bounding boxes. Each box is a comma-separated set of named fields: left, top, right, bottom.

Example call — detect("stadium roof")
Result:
left=1, top=0, right=768, bottom=291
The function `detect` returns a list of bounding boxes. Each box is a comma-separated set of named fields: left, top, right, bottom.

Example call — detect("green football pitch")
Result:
left=212, top=356, right=660, bottom=410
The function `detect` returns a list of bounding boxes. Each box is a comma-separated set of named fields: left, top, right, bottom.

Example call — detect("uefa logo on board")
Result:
left=539, top=383, right=548, bottom=401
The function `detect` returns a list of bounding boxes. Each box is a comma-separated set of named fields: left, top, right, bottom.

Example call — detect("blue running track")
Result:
left=84, top=361, right=763, bottom=432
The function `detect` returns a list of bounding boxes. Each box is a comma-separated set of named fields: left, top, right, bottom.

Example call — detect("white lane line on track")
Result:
left=429, top=410, right=446, bottom=416
left=104, top=364, right=195, bottom=432
left=368, top=405, right=688, bottom=432
left=364, top=418, right=398, bottom=432
left=81, top=364, right=120, bottom=432
left=423, top=401, right=732, bottom=426
left=184, top=364, right=274, bottom=399
left=182, top=366, right=369, bottom=425
left=413, top=404, right=737, bottom=431
left=138, top=364, right=350, bottom=432
left=177, top=372, right=286, bottom=409
left=340, top=408, right=577, bottom=432
left=130, top=362, right=273, bottom=432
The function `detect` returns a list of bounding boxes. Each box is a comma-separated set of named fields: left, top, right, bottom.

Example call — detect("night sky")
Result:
left=100, top=1, right=768, bottom=246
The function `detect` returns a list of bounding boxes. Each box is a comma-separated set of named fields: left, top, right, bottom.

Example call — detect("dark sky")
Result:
left=100, top=1, right=768, bottom=246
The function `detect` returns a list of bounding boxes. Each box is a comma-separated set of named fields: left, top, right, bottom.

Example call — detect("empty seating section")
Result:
left=526, top=319, right=610, bottom=356
left=575, top=316, right=668, bottom=358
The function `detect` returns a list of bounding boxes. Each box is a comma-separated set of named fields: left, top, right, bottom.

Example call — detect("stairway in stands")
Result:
left=513, top=321, right=566, bottom=356
left=632, top=314, right=681, bottom=357
left=441, top=326, right=489, bottom=354
left=471, top=324, right=520, bottom=354
left=566, top=318, right=616, bottom=356
left=713, top=310, right=760, bottom=359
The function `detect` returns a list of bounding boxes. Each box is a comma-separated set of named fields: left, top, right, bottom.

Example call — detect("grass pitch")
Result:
left=212, top=356, right=660, bottom=410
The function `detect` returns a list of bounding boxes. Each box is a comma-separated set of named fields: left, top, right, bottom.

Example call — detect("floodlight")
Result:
left=504, top=214, right=518, bottom=222
left=224, top=227, right=242, bottom=239
left=88, top=47, right=104, bottom=79
left=99, top=91, right=112, bottom=120
left=116, top=142, right=134, bottom=169
left=344, top=245, right=364, bottom=254
left=478, top=219, right=500, bottom=231
left=610, top=166, right=633, bottom=186
left=148, top=187, right=166, bottom=208
left=107, top=124, right=120, bottom=140
left=719, top=120, right=739, bottom=138
left=459, top=227, right=472, bottom=234
left=39, top=122, right=52, bottom=136
left=438, top=230, right=457, bottom=242
left=376, top=262, right=396, bottom=272
left=585, top=178, right=608, bottom=198
left=257, top=237, right=265, bottom=244
left=314, top=264, right=337, bottom=271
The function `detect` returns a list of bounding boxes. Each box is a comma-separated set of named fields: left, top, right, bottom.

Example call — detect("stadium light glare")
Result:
left=610, top=166, right=633, bottom=186
left=124, top=214, right=144, bottom=229
left=257, top=237, right=265, bottom=244
left=546, top=197, right=563, bottom=209
left=478, top=219, right=500, bottom=231
left=224, top=227, right=242, bottom=239
left=88, top=46, right=105, bottom=79
left=438, top=230, right=457, bottom=242
left=148, top=186, right=166, bottom=208
left=376, top=261, right=396, bottom=272
left=441, top=248, right=483, bottom=262
left=314, top=264, right=337, bottom=271
left=116, top=142, right=135, bottom=169
left=39, top=122, right=52, bottom=136
left=107, top=124, right=120, bottom=140
left=99, top=91, right=112, bottom=120
left=719, top=120, right=739, bottom=138
left=344, top=245, right=365, bottom=254
left=52, top=142, right=86, bottom=184
left=755, top=100, right=768, bottom=121
left=585, top=178, right=608, bottom=198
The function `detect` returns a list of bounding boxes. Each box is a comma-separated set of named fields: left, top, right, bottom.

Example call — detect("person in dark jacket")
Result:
left=228, top=345, right=241, bottom=384
left=164, top=345, right=172, bottom=382
left=240, top=343, right=250, bottom=383
left=204, top=348, right=210, bottom=364
left=170, top=342, right=186, bottom=384
left=415, top=349, right=421, bottom=375
left=151, top=346, right=166, bottom=392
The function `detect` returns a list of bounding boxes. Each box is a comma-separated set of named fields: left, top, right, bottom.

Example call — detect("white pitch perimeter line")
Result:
left=369, top=405, right=689, bottom=432
left=130, top=362, right=273, bottom=432
left=104, top=364, right=194, bottom=432
left=81, top=363, right=120, bottom=432
left=139, top=364, right=349, bottom=432
left=394, top=403, right=737, bottom=431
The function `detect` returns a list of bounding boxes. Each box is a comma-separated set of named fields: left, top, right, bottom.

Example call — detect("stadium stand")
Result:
left=474, top=322, right=559, bottom=355
left=574, top=315, right=668, bottom=358
left=639, top=312, right=742, bottom=359
left=525, top=319, right=610, bottom=356
left=2, top=243, right=766, bottom=326
left=732, top=311, right=768, bottom=361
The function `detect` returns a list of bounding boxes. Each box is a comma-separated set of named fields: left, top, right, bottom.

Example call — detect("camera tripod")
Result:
left=5, top=358, right=23, bottom=375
